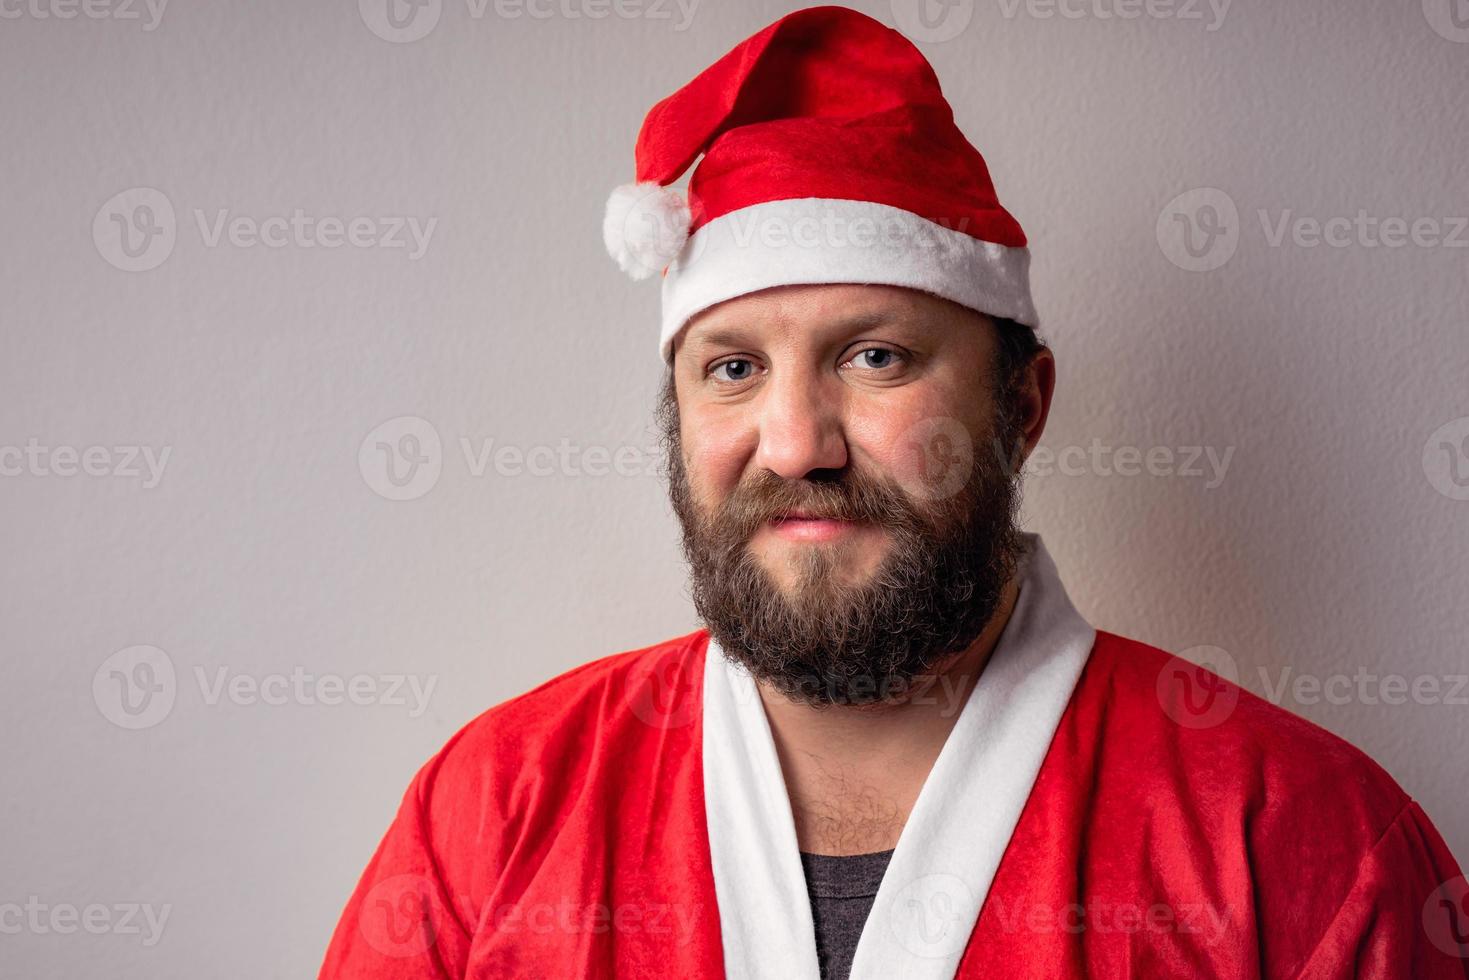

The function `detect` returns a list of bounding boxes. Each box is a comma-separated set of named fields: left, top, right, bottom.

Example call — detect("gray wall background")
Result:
left=1, top=0, right=1466, bottom=975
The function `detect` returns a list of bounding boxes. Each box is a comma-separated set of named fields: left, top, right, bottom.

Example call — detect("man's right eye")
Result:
left=710, top=359, right=757, bottom=383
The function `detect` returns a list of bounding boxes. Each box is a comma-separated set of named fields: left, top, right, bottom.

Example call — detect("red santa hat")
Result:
left=602, top=5, right=1037, bottom=363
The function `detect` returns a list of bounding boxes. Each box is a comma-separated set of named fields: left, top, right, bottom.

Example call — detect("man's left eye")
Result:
left=847, top=347, right=903, bottom=370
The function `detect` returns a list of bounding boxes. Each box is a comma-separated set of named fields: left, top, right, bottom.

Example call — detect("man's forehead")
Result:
left=677, top=284, right=965, bottom=357
left=685, top=310, right=899, bottom=353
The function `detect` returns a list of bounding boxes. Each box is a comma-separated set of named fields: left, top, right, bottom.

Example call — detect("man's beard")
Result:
left=658, top=380, right=1028, bottom=707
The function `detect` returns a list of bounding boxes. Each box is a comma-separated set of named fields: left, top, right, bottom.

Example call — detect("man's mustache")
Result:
left=711, top=469, right=922, bottom=541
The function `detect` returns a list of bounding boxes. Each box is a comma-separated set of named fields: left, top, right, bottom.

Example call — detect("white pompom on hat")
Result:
left=602, top=181, right=691, bottom=282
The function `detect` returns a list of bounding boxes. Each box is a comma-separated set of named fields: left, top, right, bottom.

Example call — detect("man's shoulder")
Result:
left=423, top=628, right=709, bottom=786
left=1082, top=629, right=1412, bottom=834
left=1072, top=633, right=1466, bottom=977
left=367, top=631, right=714, bottom=924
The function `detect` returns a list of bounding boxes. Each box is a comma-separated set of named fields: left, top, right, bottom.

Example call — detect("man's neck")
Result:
left=756, top=575, right=1021, bottom=856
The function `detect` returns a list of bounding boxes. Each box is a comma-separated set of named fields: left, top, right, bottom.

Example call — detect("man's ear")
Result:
left=1013, top=347, right=1056, bottom=466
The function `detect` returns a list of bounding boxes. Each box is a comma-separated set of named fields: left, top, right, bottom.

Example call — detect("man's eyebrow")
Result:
left=683, top=310, right=901, bottom=352
left=681, top=327, right=752, bottom=352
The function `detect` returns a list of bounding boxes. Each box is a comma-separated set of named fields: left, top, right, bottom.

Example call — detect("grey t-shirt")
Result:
left=798, top=848, right=896, bottom=980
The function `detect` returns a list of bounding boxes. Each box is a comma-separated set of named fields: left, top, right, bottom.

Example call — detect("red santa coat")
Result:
left=320, top=537, right=1468, bottom=978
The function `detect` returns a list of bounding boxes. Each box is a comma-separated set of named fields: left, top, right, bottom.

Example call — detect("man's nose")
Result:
left=752, top=374, right=849, bottom=480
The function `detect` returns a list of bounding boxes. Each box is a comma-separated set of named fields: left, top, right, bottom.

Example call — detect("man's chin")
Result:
left=749, top=524, right=888, bottom=585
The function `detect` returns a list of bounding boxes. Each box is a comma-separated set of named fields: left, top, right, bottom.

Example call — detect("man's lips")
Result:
left=766, top=513, right=862, bottom=542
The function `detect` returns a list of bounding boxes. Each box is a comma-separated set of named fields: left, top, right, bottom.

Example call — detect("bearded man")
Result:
left=320, top=7, right=1467, bottom=978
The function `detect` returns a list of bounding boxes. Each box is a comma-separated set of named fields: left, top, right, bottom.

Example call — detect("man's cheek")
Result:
left=875, top=415, right=979, bottom=503
left=684, top=436, right=754, bottom=503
